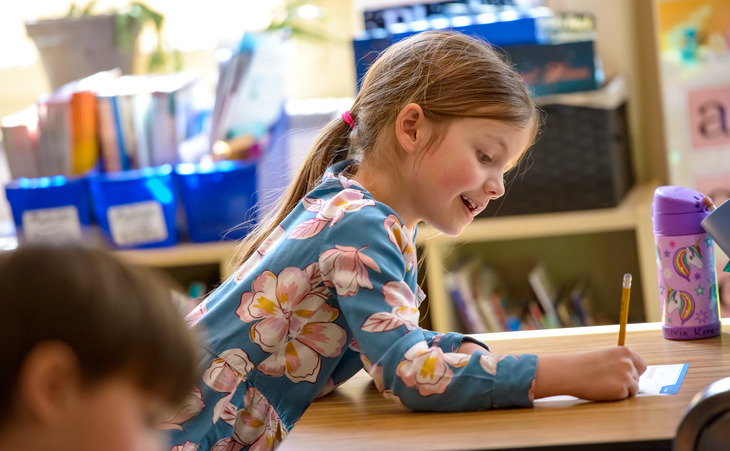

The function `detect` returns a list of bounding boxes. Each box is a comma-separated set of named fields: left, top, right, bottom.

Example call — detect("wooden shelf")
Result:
left=116, top=240, right=240, bottom=278
left=416, top=181, right=661, bottom=333
left=417, top=182, right=655, bottom=243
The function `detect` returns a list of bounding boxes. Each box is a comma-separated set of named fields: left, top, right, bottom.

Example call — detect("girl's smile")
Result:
left=406, top=116, right=533, bottom=235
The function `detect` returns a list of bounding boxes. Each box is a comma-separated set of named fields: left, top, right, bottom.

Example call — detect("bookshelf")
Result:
left=416, top=181, right=661, bottom=333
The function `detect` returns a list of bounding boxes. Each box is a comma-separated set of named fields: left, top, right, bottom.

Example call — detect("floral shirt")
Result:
left=165, top=161, right=538, bottom=451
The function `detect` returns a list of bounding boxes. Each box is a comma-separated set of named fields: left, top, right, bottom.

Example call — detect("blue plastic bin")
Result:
left=5, top=175, right=93, bottom=243
left=88, top=165, right=178, bottom=249
left=175, top=160, right=257, bottom=242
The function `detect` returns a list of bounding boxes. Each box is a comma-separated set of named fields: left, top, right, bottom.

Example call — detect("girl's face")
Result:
left=409, top=117, right=532, bottom=235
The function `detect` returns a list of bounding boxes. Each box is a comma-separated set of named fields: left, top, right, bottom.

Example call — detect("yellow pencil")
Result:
left=618, top=273, right=632, bottom=346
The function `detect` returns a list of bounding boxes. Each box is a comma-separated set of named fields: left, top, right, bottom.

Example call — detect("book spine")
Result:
left=70, top=90, right=98, bottom=174
left=444, top=272, right=487, bottom=334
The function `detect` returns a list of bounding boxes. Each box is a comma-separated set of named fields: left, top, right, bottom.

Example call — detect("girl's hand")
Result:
left=534, top=347, right=647, bottom=401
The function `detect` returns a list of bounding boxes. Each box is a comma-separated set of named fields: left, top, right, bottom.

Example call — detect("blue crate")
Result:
left=88, top=165, right=178, bottom=249
left=5, top=175, right=94, bottom=243
left=175, top=160, right=257, bottom=243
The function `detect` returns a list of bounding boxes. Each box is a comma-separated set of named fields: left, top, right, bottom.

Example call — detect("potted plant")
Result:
left=25, top=1, right=174, bottom=90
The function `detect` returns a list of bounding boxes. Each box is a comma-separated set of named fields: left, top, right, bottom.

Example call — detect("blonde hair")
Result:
left=235, top=30, right=538, bottom=265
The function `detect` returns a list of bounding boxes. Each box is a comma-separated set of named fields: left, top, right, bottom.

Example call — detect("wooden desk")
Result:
left=278, top=321, right=730, bottom=451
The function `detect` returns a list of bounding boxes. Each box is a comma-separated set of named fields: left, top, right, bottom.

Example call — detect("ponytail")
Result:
left=234, top=30, right=539, bottom=268
left=234, top=114, right=354, bottom=266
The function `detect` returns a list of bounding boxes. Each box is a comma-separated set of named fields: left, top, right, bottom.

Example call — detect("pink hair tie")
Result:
left=342, top=111, right=355, bottom=129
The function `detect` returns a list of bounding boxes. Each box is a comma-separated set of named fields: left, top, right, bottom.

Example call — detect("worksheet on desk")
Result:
left=639, top=363, right=689, bottom=395
left=534, top=364, right=689, bottom=406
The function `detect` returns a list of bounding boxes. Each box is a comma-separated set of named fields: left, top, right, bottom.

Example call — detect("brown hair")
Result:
left=235, top=29, right=538, bottom=265
left=0, top=243, right=198, bottom=425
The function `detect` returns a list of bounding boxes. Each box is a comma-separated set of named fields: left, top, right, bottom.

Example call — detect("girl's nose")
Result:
left=483, top=172, right=505, bottom=200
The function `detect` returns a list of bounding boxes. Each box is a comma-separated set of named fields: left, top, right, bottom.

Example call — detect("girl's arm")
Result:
left=323, top=210, right=537, bottom=411
left=458, top=341, right=647, bottom=401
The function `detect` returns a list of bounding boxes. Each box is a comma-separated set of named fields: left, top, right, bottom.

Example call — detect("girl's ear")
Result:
left=18, top=341, right=81, bottom=426
left=395, top=103, right=429, bottom=154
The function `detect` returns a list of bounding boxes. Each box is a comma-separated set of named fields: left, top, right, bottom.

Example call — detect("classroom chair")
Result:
left=674, top=377, right=730, bottom=450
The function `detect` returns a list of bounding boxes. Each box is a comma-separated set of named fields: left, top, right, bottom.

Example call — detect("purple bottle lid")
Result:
left=652, top=185, right=711, bottom=235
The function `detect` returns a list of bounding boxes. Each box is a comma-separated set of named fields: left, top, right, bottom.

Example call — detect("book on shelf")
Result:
left=473, top=265, right=509, bottom=332
left=443, top=259, right=489, bottom=334
left=1, top=105, right=41, bottom=179
left=567, top=280, right=593, bottom=326
left=443, top=259, right=597, bottom=332
left=525, top=299, right=546, bottom=330
left=69, top=90, right=98, bottom=174
left=36, top=89, right=73, bottom=177
left=527, top=263, right=562, bottom=328
left=209, top=43, right=254, bottom=150
left=1, top=70, right=205, bottom=180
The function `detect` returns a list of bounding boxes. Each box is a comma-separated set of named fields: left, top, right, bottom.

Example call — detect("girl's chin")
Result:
left=431, top=221, right=469, bottom=237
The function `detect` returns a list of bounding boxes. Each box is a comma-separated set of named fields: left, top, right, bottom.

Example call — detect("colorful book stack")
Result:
left=0, top=68, right=265, bottom=250
left=443, top=257, right=595, bottom=333
left=1, top=70, right=203, bottom=180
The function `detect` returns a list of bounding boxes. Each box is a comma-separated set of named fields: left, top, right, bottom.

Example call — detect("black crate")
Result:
left=480, top=101, right=634, bottom=217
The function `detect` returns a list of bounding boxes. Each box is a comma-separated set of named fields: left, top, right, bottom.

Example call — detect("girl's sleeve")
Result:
left=319, top=209, right=537, bottom=411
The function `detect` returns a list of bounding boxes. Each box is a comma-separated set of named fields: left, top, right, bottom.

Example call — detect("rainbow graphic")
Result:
left=673, top=240, right=703, bottom=282
left=666, top=287, right=695, bottom=325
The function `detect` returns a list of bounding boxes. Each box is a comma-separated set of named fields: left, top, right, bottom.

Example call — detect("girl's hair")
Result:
left=235, top=29, right=538, bottom=265
left=0, top=243, right=198, bottom=425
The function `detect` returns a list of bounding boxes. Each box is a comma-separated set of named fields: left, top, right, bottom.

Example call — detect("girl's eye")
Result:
left=478, top=152, right=493, bottom=163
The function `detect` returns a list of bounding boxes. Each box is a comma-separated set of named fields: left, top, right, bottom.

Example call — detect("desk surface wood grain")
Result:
left=278, top=322, right=730, bottom=451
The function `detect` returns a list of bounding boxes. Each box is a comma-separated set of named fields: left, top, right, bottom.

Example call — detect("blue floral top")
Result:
left=165, top=161, right=538, bottom=451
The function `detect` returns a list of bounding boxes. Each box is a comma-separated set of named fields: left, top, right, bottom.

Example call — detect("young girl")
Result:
left=0, top=244, right=198, bottom=451
left=168, top=30, right=646, bottom=450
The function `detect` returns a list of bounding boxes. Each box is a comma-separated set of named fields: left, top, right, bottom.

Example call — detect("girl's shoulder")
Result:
left=310, top=163, right=406, bottom=225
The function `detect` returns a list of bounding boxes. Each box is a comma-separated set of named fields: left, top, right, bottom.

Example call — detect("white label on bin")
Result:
left=107, top=201, right=168, bottom=246
left=22, top=206, right=82, bottom=242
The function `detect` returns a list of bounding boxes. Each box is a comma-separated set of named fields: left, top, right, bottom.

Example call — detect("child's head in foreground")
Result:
left=0, top=243, right=198, bottom=451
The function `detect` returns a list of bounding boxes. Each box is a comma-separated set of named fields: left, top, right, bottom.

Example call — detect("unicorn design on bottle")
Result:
left=652, top=185, right=720, bottom=340
left=673, top=239, right=703, bottom=282
left=665, top=286, right=695, bottom=325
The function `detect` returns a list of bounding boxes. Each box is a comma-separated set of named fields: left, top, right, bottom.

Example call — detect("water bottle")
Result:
left=652, top=186, right=720, bottom=340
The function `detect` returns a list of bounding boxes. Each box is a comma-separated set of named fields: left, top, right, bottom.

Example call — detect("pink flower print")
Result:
left=361, top=281, right=419, bottom=332
left=384, top=214, right=416, bottom=272
left=237, top=266, right=347, bottom=382
left=396, top=341, right=470, bottom=396
left=214, top=392, right=238, bottom=426
left=349, top=337, right=361, bottom=353
left=324, top=170, right=363, bottom=189
left=160, top=387, right=204, bottom=430
left=185, top=301, right=207, bottom=328
left=203, top=349, right=254, bottom=393
left=316, top=377, right=337, bottom=398
left=235, top=226, right=285, bottom=282
left=210, top=438, right=244, bottom=451
left=479, top=352, right=509, bottom=376
left=291, top=189, right=376, bottom=239
left=171, top=441, right=199, bottom=451
left=228, top=387, right=286, bottom=451
left=320, top=245, right=381, bottom=297
left=361, top=355, right=385, bottom=392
